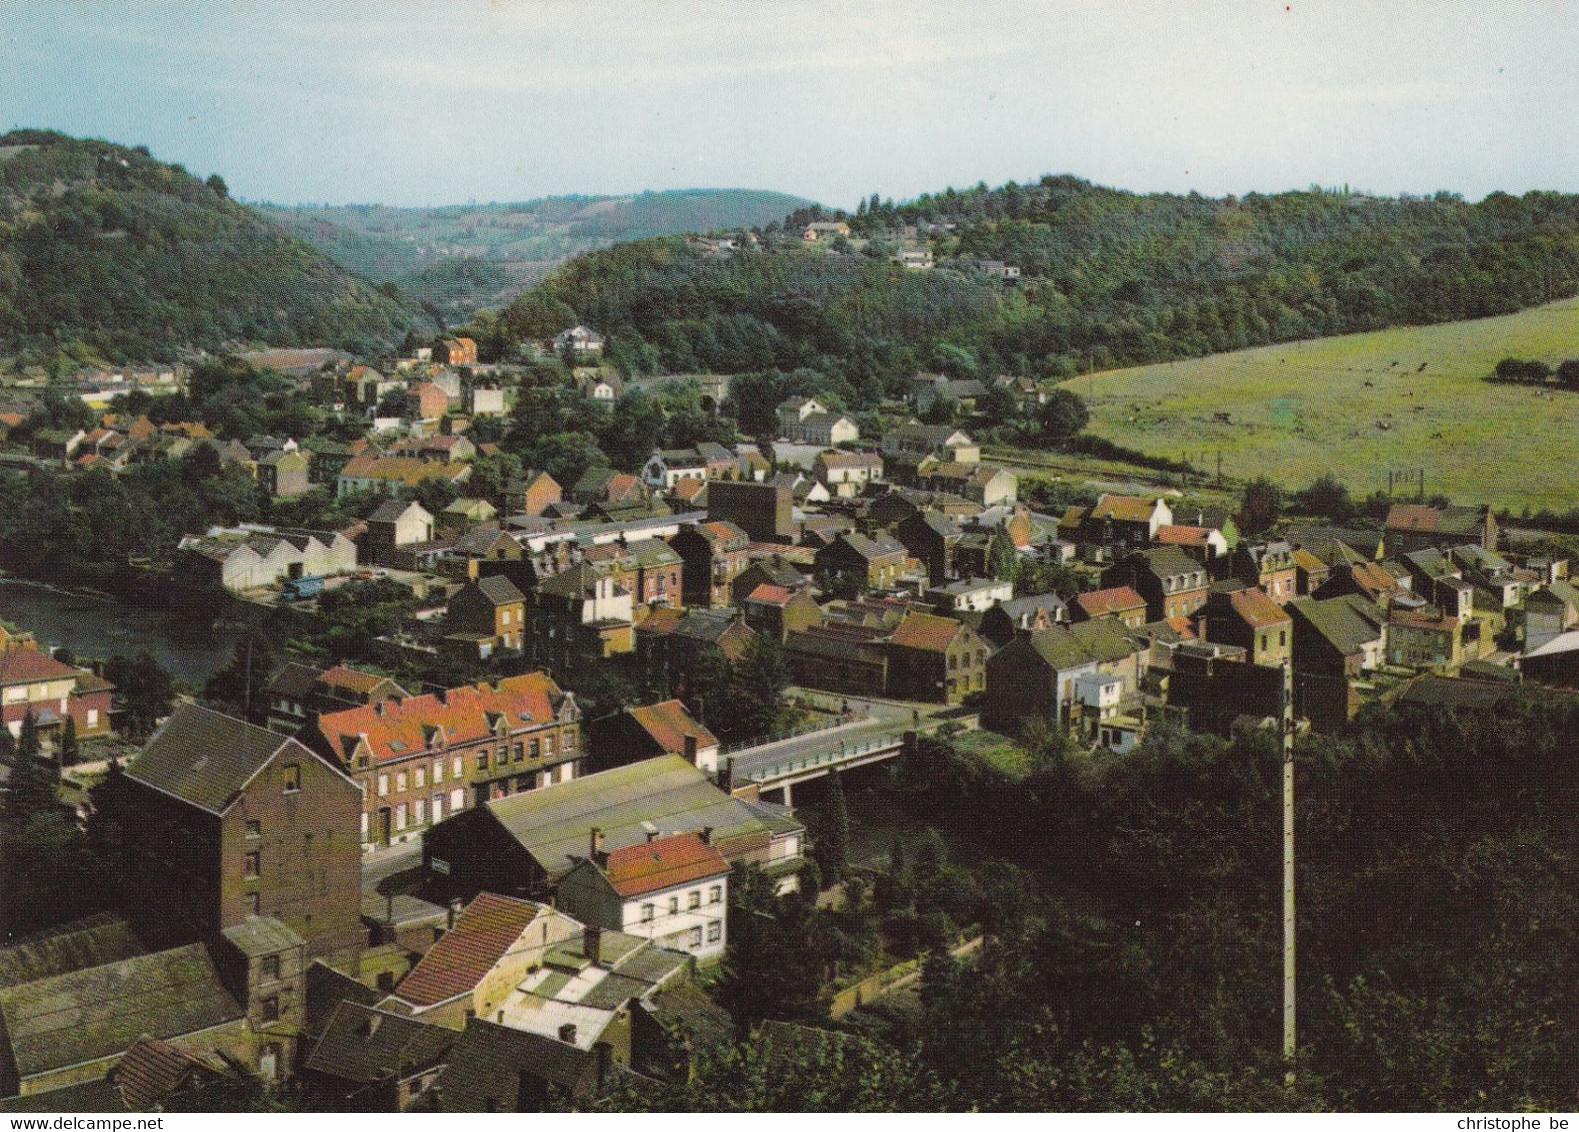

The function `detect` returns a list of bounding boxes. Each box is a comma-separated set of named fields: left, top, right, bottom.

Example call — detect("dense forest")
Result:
left=584, top=689, right=1578, bottom=1111
left=475, top=175, right=1579, bottom=401
left=0, top=131, right=411, bottom=365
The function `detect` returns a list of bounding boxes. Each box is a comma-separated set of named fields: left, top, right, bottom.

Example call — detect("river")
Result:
left=0, top=578, right=246, bottom=683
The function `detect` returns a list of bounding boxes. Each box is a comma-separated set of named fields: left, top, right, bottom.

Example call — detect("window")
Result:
left=530, top=739, right=540, bottom=758
left=243, top=851, right=260, bottom=878
left=476, top=750, right=489, bottom=771
left=246, top=820, right=261, bottom=839
left=668, top=895, right=679, bottom=916
left=246, top=892, right=261, bottom=915
left=512, top=743, right=523, bottom=762
left=395, top=803, right=407, bottom=831
left=450, top=788, right=464, bottom=812
left=433, top=759, right=443, bottom=783
left=709, top=885, right=722, bottom=904
left=544, top=734, right=555, bottom=756
left=377, top=774, right=389, bottom=797
left=282, top=764, right=301, bottom=793
left=564, top=732, right=576, bottom=751
left=689, top=926, right=703, bottom=948
left=413, top=798, right=425, bottom=824
left=415, top=767, right=425, bottom=789
left=641, top=903, right=655, bottom=922
left=452, top=756, right=463, bottom=779
left=1280, top=630, right=1287, bottom=647
left=688, top=890, right=701, bottom=910
left=260, top=995, right=280, bottom=1023
left=396, top=772, right=407, bottom=793
left=706, top=921, right=722, bottom=943
left=261, top=954, right=280, bottom=981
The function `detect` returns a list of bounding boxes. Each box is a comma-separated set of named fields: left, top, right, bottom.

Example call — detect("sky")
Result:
left=5, top=0, right=1579, bottom=208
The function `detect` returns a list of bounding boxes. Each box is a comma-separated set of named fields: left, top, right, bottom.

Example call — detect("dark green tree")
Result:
left=1038, top=388, right=1090, bottom=443
left=1237, top=476, right=1284, bottom=535
left=815, top=772, right=851, bottom=885
left=58, top=714, right=79, bottom=768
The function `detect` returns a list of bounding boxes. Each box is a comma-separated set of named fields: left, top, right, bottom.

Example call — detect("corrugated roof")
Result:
left=479, top=755, right=801, bottom=878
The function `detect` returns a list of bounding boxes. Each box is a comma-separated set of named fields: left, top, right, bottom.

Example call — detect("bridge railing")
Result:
left=743, top=732, right=908, bottom=784
left=719, top=708, right=866, bottom=756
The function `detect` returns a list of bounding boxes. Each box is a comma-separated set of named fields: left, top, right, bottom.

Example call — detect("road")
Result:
left=726, top=688, right=959, bottom=786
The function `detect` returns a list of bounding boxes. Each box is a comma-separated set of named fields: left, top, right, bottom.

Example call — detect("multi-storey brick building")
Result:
left=115, top=703, right=366, bottom=965
left=308, top=673, right=581, bottom=846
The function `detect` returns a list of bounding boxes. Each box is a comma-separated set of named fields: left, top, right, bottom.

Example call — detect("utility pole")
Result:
left=1281, top=659, right=1296, bottom=1085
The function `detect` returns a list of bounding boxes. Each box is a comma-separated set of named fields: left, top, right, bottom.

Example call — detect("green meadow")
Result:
left=1065, top=297, right=1579, bottom=513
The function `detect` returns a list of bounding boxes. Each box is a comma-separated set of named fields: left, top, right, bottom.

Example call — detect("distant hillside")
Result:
left=0, top=130, right=411, bottom=364
left=258, top=189, right=812, bottom=322
left=487, top=176, right=1579, bottom=400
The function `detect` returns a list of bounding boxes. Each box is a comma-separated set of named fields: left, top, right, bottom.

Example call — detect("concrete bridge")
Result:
left=720, top=697, right=975, bottom=803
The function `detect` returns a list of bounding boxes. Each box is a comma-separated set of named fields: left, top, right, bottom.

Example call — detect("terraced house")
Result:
left=307, top=674, right=581, bottom=846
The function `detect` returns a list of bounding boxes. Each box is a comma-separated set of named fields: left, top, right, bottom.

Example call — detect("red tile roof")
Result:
left=319, top=665, right=399, bottom=697
left=638, top=606, right=685, bottom=636
left=1156, top=524, right=1215, bottom=547
left=1075, top=586, right=1146, bottom=618
left=1228, top=587, right=1291, bottom=629
left=0, top=411, right=25, bottom=428
left=889, top=612, right=965, bottom=652
left=394, top=893, right=541, bottom=1007
left=315, top=672, right=563, bottom=764
left=603, top=833, right=728, bottom=898
left=670, top=477, right=707, bottom=502
left=1385, top=504, right=1440, bottom=532
left=626, top=699, right=718, bottom=757
left=745, top=583, right=792, bottom=605
left=1165, top=615, right=1199, bottom=640
left=0, top=646, right=82, bottom=687
left=1390, top=609, right=1458, bottom=632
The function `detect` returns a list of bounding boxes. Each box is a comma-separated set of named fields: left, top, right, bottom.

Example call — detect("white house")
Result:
left=776, top=396, right=860, bottom=446
left=467, top=385, right=505, bottom=416
left=641, top=448, right=709, bottom=490
left=556, top=830, right=731, bottom=964
left=554, top=325, right=606, bottom=356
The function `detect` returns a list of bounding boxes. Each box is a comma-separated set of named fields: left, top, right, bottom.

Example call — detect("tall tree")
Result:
left=58, top=713, right=79, bottom=768
left=816, top=772, right=851, bottom=885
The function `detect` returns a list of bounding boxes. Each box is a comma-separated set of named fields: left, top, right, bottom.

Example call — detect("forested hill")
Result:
left=482, top=175, right=1579, bottom=398
left=259, top=189, right=813, bottom=323
left=0, top=130, right=411, bottom=364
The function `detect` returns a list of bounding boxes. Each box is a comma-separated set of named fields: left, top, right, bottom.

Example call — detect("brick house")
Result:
left=885, top=613, right=988, bottom=704
left=257, top=449, right=311, bottom=498
left=1199, top=586, right=1292, bottom=667
left=308, top=673, right=581, bottom=846
left=445, top=575, right=527, bottom=655
left=1104, top=547, right=1209, bottom=622
left=814, top=532, right=910, bottom=590
left=1070, top=585, right=1149, bottom=628
left=670, top=521, right=751, bottom=609
left=588, top=699, right=720, bottom=773
left=0, top=643, right=114, bottom=742
left=435, top=337, right=478, bottom=366
left=115, top=704, right=366, bottom=964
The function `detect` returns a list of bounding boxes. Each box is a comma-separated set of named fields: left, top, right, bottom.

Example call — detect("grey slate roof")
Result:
left=305, top=1003, right=457, bottom=1084
left=126, top=703, right=303, bottom=815
left=305, top=960, right=383, bottom=1038
left=0, top=943, right=244, bottom=1081
left=472, top=575, right=526, bottom=605
left=434, top=1019, right=595, bottom=1110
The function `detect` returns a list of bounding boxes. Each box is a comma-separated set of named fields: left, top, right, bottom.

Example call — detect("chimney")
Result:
left=583, top=924, right=602, bottom=965
left=558, top=1023, right=578, bottom=1045
left=700, top=825, right=714, bottom=846
left=642, top=821, right=659, bottom=843
left=717, top=756, right=734, bottom=792
left=683, top=733, right=698, bottom=764
left=589, top=827, right=607, bottom=866
left=447, top=897, right=463, bottom=930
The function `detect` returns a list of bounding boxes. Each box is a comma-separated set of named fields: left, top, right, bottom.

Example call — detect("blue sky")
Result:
left=5, top=1, right=1577, bottom=207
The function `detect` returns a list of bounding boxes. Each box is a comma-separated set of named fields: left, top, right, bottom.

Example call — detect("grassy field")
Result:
left=1064, top=296, right=1579, bottom=513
